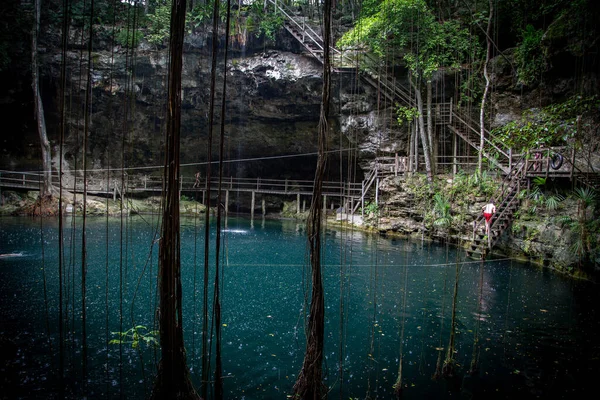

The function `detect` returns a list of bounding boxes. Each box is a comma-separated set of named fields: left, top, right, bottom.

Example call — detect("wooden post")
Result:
left=545, top=147, right=550, bottom=180
left=285, top=178, right=288, bottom=194
left=144, top=175, right=147, bottom=189
left=449, top=97, right=453, bottom=124
left=452, top=131, right=457, bottom=177
left=297, top=193, right=300, bottom=215
left=113, top=182, right=117, bottom=201
left=323, top=195, right=327, bottom=213
left=22, top=174, right=25, bottom=186
left=262, top=198, right=266, bottom=217
left=302, top=199, right=306, bottom=213
left=361, top=183, right=365, bottom=220
left=570, top=146, right=576, bottom=180
left=375, top=178, right=379, bottom=205
left=202, top=190, right=205, bottom=205
left=251, top=191, right=255, bottom=220
left=395, top=153, right=399, bottom=176
left=225, top=190, right=229, bottom=216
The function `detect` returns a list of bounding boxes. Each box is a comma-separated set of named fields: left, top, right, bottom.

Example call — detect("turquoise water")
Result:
left=0, top=215, right=599, bottom=399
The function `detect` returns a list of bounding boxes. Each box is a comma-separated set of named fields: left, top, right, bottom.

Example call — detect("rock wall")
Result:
left=370, top=174, right=598, bottom=275
left=1, top=24, right=400, bottom=184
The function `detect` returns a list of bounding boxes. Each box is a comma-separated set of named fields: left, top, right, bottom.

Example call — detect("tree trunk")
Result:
left=479, top=0, right=493, bottom=173
left=427, top=79, right=435, bottom=174
left=151, top=1, right=198, bottom=398
left=32, top=0, right=52, bottom=197
left=407, top=122, right=414, bottom=172
left=293, top=0, right=331, bottom=398
left=410, top=76, right=433, bottom=183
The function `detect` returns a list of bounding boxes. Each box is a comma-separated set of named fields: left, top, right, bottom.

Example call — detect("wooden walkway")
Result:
left=0, top=169, right=368, bottom=216
left=0, top=170, right=361, bottom=196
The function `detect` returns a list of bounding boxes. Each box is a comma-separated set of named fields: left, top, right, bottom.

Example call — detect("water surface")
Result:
left=0, top=215, right=598, bottom=399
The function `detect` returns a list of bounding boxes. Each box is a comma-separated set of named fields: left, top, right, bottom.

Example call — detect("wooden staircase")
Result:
left=575, top=171, right=600, bottom=191
left=446, top=110, right=512, bottom=174
left=269, top=0, right=354, bottom=71
left=466, top=160, right=529, bottom=259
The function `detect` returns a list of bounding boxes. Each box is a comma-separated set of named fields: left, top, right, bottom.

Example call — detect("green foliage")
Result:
left=363, top=201, right=380, bottom=216
left=525, top=176, right=564, bottom=212
left=395, top=104, right=420, bottom=125
left=337, top=0, right=477, bottom=81
left=432, top=193, right=452, bottom=229
left=258, top=13, right=284, bottom=41
left=544, top=194, right=564, bottom=211
left=146, top=3, right=171, bottom=45
left=115, top=27, right=142, bottom=48
left=514, top=25, right=545, bottom=86
left=491, top=95, right=600, bottom=151
left=574, top=187, right=596, bottom=209
left=448, top=169, right=498, bottom=199
left=557, top=187, right=598, bottom=265
left=110, top=325, right=159, bottom=349
left=468, top=170, right=496, bottom=196
left=187, top=0, right=229, bottom=31
left=246, top=1, right=284, bottom=40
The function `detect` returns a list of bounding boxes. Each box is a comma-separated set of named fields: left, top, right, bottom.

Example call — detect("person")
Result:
left=193, top=171, right=200, bottom=188
left=482, top=201, right=496, bottom=235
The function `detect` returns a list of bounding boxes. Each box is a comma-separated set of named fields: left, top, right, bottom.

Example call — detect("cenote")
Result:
left=0, top=215, right=599, bottom=399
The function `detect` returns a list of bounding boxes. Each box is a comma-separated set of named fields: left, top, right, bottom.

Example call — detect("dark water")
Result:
left=0, top=215, right=598, bottom=399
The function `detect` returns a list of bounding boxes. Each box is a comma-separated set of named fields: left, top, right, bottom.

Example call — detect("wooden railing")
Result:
left=0, top=169, right=363, bottom=200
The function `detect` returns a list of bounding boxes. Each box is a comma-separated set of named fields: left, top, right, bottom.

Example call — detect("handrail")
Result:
left=267, top=0, right=341, bottom=56
left=472, top=155, right=528, bottom=238
left=451, top=112, right=510, bottom=161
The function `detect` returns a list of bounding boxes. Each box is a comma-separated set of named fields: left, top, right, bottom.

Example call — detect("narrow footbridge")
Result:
left=0, top=169, right=367, bottom=214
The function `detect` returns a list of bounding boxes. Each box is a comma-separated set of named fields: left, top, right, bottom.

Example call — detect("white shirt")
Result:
left=483, top=203, right=496, bottom=214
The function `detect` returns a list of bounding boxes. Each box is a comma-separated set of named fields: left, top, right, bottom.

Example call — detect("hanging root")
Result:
left=18, top=194, right=59, bottom=216
left=468, top=344, right=480, bottom=376
left=442, top=357, right=455, bottom=378
left=393, top=361, right=403, bottom=398
left=432, top=349, right=443, bottom=381
left=151, top=360, right=200, bottom=400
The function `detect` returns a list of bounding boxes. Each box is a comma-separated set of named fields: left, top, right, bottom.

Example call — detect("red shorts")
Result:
left=484, top=212, right=493, bottom=222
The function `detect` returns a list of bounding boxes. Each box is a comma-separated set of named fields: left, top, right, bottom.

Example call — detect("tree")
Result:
left=478, top=0, right=493, bottom=173
left=151, top=0, right=199, bottom=398
left=338, top=0, right=477, bottom=183
left=32, top=0, right=53, bottom=197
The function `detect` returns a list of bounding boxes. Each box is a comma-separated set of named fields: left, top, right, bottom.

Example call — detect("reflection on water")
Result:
left=0, top=216, right=598, bottom=399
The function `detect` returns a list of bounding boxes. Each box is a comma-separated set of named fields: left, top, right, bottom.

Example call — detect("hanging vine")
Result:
left=293, top=0, right=332, bottom=397
left=151, top=0, right=198, bottom=398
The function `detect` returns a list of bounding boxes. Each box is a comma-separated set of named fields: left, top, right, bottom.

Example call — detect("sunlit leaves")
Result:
left=337, top=0, right=477, bottom=80
left=110, top=325, right=159, bottom=349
